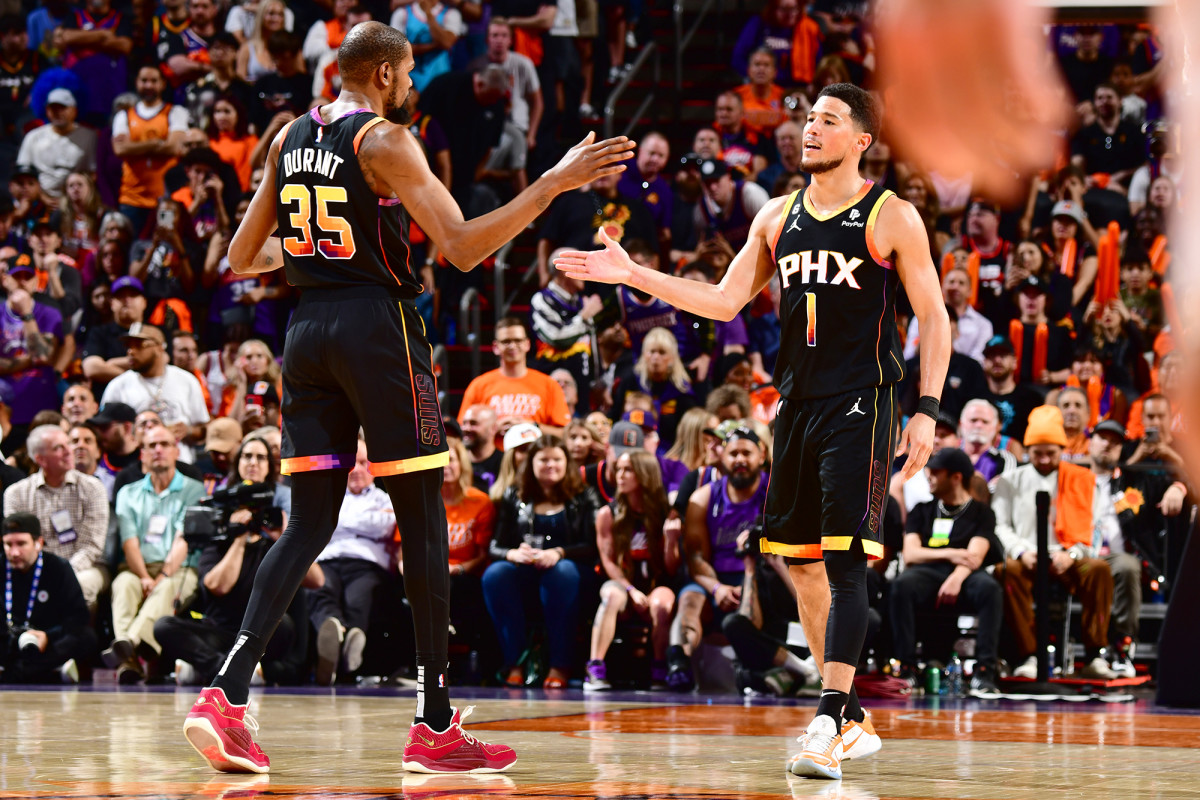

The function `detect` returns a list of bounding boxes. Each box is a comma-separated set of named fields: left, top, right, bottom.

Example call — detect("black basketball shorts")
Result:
left=760, top=385, right=897, bottom=561
left=279, top=287, right=448, bottom=477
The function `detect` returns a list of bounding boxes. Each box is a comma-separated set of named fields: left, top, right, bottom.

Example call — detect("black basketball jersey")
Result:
left=770, top=180, right=904, bottom=400
left=275, top=108, right=421, bottom=298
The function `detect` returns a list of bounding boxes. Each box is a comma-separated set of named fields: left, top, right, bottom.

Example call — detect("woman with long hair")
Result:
left=59, top=171, right=107, bottom=263
left=584, top=450, right=680, bottom=690
left=217, top=338, right=283, bottom=425
left=482, top=435, right=598, bottom=689
left=236, top=0, right=298, bottom=81
left=901, top=170, right=946, bottom=257
left=487, top=423, right=539, bottom=502
left=664, top=407, right=714, bottom=471
left=206, top=94, right=259, bottom=191
left=616, top=327, right=698, bottom=450
left=225, top=434, right=291, bottom=518
left=1003, top=239, right=1073, bottom=322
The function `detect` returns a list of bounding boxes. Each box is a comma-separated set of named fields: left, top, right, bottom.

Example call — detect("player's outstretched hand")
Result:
left=896, top=413, right=935, bottom=483
left=545, top=132, right=635, bottom=194
left=554, top=227, right=634, bottom=286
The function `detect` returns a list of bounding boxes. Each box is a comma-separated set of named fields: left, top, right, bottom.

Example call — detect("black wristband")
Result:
left=916, top=396, right=940, bottom=422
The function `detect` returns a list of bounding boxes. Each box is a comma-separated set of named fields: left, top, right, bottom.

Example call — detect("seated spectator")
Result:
left=1083, top=300, right=1149, bottom=402
left=4, top=425, right=110, bottom=613
left=100, top=323, right=210, bottom=461
left=9, top=164, right=50, bottom=232
left=564, top=418, right=605, bottom=467
left=86, top=402, right=141, bottom=488
left=585, top=450, right=680, bottom=690
left=61, top=383, right=99, bottom=432
left=714, top=94, right=770, bottom=180
left=1071, top=83, right=1146, bottom=194
left=458, top=317, right=571, bottom=435
left=733, top=49, right=787, bottom=142
left=551, top=369, right=581, bottom=419
left=892, top=412, right=961, bottom=518
left=731, top=0, right=820, bottom=87
left=205, top=95, right=259, bottom=193
left=1042, top=200, right=1099, bottom=310
left=1086, top=419, right=1151, bottom=678
left=979, top=336, right=1042, bottom=444
left=665, top=408, right=718, bottom=474
left=1055, top=385, right=1091, bottom=464
left=1003, top=239, right=1074, bottom=325
left=958, top=398, right=1019, bottom=487
left=1119, top=244, right=1163, bottom=345
left=311, top=439, right=398, bottom=685
left=16, top=88, right=97, bottom=205
left=992, top=406, right=1115, bottom=680
left=948, top=199, right=1012, bottom=329
left=705, top=382, right=751, bottom=423
left=105, top=424, right=207, bottom=682
left=1009, top=276, right=1073, bottom=388
left=58, top=171, right=108, bottom=263
left=695, top=158, right=770, bottom=254
left=441, top=437, right=495, bottom=661
left=668, top=426, right=767, bottom=690
left=616, top=239, right=708, bottom=370
left=27, top=218, right=84, bottom=322
left=1048, top=342, right=1131, bottom=432
left=617, top=132, right=674, bottom=249
left=530, top=257, right=603, bottom=393
left=890, top=448, right=1003, bottom=694
left=0, top=513, right=96, bottom=684
left=483, top=435, right=597, bottom=688
left=69, top=423, right=114, bottom=500
left=488, top=422, right=539, bottom=502
left=195, top=416, right=243, bottom=488
left=0, top=266, right=64, bottom=449
left=156, top=434, right=313, bottom=687
left=112, top=65, right=189, bottom=238
left=459, top=403, right=503, bottom=492
left=905, top=267, right=993, bottom=364
left=79, top=211, right=135, bottom=289
left=188, top=32, right=257, bottom=135
left=227, top=0, right=295, bottom=48
left=214, top=338, right=281, bottom=425
left=610, top=327, right=698, bottom=449
left=756, top=121, right=802, bottom=195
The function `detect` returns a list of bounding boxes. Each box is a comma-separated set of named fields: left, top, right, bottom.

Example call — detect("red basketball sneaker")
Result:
left=183, top=688, right=271, bottom=774
left=401, top=706, right=517, bottom=774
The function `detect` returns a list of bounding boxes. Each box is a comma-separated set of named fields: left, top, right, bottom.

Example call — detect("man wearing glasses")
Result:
left=457, top=316, right=570, bottom=437
left=99, top=322, right=210, bottom=462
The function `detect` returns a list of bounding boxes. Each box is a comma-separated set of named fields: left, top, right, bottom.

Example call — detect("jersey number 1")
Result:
left=281, top=184, right=357, bottom=259
left=805, top=293, right=816, bottom=347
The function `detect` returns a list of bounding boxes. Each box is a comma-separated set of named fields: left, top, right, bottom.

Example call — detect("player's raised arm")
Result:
left=554, top=194, right=789, bottom=322
left=228, top=130, right=285, bottom=276
left=883, top=197, right=952, bottom=481
left=364, top=127, right=634, bottom=271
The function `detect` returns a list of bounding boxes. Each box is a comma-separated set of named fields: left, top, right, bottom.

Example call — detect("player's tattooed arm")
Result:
left=236, top=237, right=285, bottom=275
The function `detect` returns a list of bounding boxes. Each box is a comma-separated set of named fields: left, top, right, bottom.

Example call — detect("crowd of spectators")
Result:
left=0, top=1, right=1192, bottom=695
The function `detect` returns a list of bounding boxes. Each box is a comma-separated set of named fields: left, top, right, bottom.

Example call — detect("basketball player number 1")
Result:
left=805, top=293, right=817, bottom=347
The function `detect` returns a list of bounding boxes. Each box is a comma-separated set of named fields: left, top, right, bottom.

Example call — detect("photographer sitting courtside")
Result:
left=157, top=437, right=315, bottom=686
left=1, top=513, right=96, bottom=684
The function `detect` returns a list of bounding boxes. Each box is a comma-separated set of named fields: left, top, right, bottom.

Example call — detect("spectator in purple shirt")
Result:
left=0, top=266, right=64, bottom=452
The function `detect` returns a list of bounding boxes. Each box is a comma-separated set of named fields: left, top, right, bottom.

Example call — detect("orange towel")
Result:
left=1056, top=460, right=1094, bottom=549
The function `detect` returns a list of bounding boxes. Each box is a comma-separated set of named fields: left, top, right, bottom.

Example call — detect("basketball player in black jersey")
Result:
left=180, top=21, right=633, bottom=776
left=556, top=83, right=950, bottom=780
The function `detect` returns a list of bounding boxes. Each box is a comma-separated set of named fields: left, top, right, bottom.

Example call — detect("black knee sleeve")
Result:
left=823, top=550, right=869, bottom=667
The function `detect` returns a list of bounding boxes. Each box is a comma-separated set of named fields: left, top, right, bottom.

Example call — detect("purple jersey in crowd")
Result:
left=706, top=473, right=768, bottom=574
left=0, top=302, right=63, bottom=424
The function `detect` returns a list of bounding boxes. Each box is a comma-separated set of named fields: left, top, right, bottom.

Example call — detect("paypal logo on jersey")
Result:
left=842, top=208, right=865, bottom=228
left=777, top=250, right=863, bottom=290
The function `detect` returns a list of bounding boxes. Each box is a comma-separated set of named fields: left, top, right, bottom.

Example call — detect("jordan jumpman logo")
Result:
left=847, top=398, right=866, bottom=416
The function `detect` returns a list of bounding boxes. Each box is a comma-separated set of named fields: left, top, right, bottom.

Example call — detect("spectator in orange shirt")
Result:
left=206, top=94, right=258, bottom=192
left=458, top=317, right=570, bottom=436
left=732, top=48, right=787, bottom=141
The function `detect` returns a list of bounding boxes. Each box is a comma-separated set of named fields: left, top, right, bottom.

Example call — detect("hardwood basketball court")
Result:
left=3, top=687, right=1197, bottom=799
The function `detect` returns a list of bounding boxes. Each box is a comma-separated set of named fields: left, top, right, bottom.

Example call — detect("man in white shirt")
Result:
left=904, top=267, right=993, bottom=364
left=100, top=323, right=209, bottom=462
left=991, top=405, right=1115, bottom=681
left=16, top=89, right=97, bottom=203
left=308, top=439, right=398, bottom=685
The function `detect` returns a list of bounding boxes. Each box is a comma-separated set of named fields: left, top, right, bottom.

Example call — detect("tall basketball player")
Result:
left=555, top=83, right=950, bottom=780
left=180, top=22, right=633, bottom=775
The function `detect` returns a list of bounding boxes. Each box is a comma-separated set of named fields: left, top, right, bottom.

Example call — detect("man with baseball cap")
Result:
left=82, top=275, right=148, bottom=392
left=87, top=402, right=141, bottom=484
left=0, top=258, right=63, bottom=450
left=695, top=154, right=770, bottom=252
left=100, top=323, right=210, bottom=462
left=889, top=446, right=1003, bottom=696
left=16, top=87, right=97, bottom=200
left=980, top=335, right=1043, bottom=443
